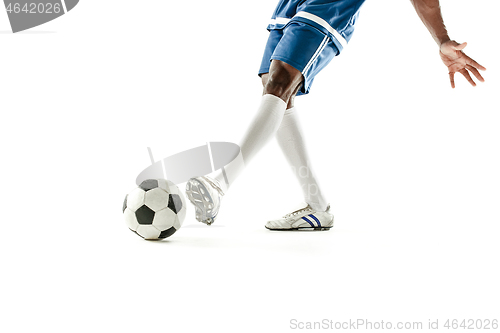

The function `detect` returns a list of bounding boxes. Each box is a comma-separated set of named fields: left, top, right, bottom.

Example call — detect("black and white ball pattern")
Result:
left=123, top=179, right=186, bottom=240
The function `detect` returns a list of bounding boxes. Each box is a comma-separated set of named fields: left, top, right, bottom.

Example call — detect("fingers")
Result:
left=467, top=57, right=487, bottom=71
left=466, top=64, right=485, bottom=82
left=449, top=66, right=485, bottom=88
left=459, top=69, right=476, bottom=87
left=454, top=42, right=467, bottom=50
left=450, top=41, right=487, bottom=71
left=444, top=41, right=486, bottom=88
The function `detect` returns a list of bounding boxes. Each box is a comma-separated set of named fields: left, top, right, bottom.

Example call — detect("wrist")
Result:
left=437, top=35, right=451, bottom=47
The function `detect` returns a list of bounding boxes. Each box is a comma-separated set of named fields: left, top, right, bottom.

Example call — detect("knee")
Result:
left=264, top=74, right=291, bottom=98
left=263, top=62, right=303, bottom=101
left=264, top=75, right=302, bottom=103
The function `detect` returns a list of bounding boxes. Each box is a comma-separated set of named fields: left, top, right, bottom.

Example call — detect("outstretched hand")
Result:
left=440, top=40, right=486, bottom=88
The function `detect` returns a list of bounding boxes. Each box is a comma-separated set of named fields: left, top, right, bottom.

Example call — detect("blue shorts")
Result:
left=258, top=22, right=339, bottom=96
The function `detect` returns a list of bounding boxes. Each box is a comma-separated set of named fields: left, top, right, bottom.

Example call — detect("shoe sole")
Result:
left=185, top=178, right=217, bottom=225
left=265, top=226, right=333, bottom=231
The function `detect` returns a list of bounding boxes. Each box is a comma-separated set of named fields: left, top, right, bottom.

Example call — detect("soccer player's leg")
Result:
left=266, top=106, right=333, bottom=230
left=262, top=23, right=338, bottom=231
left=186, top=50, right=303, bottom=226
left=186, top=23, right=334, bottom=227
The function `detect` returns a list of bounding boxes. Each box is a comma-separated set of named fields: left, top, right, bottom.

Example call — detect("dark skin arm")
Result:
left=410, top=0, right=486, bottom=88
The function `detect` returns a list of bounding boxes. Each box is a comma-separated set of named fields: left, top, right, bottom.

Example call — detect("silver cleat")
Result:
left=185, top=176, right=224, bottom=225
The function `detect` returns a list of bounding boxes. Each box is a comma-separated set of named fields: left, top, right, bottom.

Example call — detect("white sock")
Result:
left=213, top=94, right=287, bottom=192
left=275, top=107, right=329, bottom=212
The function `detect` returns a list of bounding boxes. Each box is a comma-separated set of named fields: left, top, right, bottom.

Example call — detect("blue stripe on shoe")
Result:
left=301, top=216, right=315, bottom=227
left=308, top=214, right=321, bottom=227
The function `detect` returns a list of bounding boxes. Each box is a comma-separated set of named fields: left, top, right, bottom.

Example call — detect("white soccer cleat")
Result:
left=185, top=176, right=224, bottom=225
left=266, top=203, right=334, bottom=231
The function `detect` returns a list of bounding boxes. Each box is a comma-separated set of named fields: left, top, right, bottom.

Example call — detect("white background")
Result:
left=1, top=0, right=499, bottom=332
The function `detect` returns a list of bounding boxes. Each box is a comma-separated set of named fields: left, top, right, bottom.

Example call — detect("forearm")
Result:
left=410, top=0, right=450, bottom=46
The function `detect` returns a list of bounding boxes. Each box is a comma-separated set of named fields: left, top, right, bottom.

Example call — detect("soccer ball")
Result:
left=123, top=179, right=186, bottom=240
